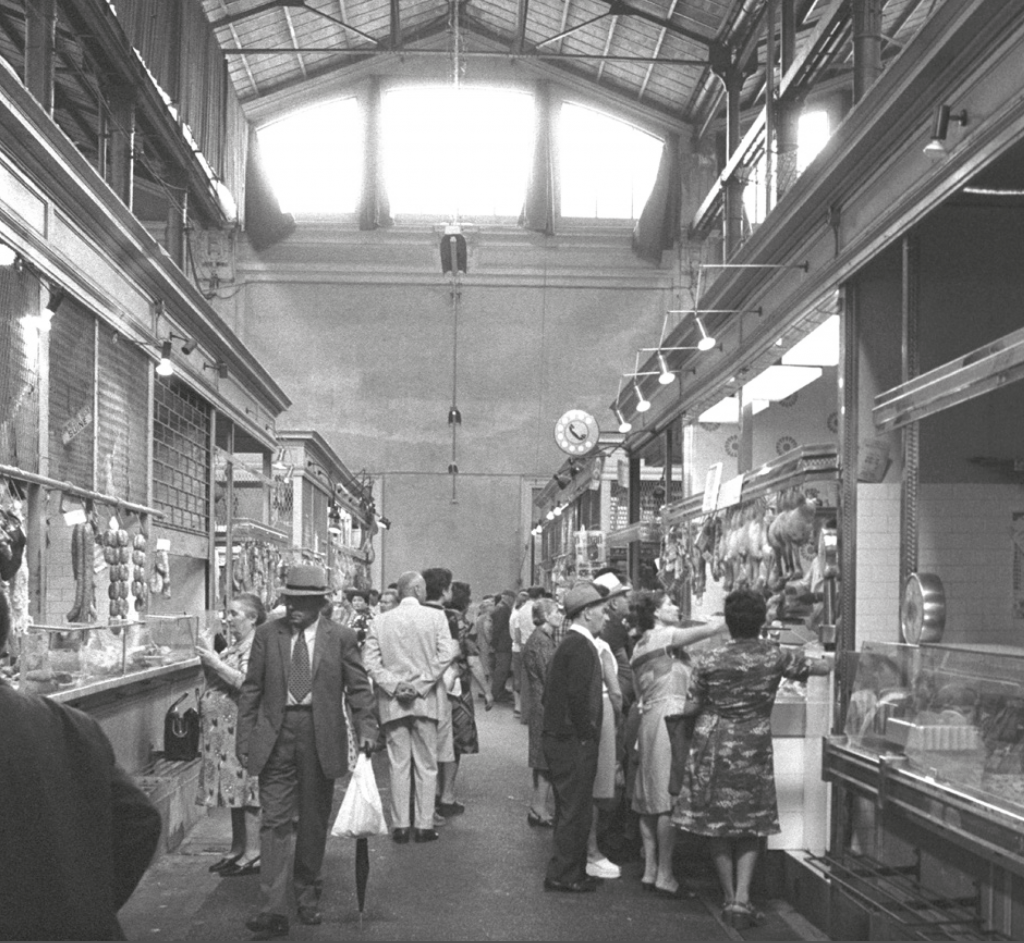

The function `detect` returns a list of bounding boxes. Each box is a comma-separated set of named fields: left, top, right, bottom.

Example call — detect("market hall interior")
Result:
left=5, top=0, right=1024, bottom=940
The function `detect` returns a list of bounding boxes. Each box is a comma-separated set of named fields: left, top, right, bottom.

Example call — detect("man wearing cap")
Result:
left=541, top=581, right=608, bottom=893
left=237, top=564, right=377, bottom=939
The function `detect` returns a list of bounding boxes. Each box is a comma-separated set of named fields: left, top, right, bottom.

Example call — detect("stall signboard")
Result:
left=716, top=474, right=745, bottom=510
left=701, top=463, right=723, bottom=513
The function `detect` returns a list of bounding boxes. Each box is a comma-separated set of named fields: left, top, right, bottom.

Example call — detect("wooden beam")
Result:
left=513, top=0, right=529, bottom=54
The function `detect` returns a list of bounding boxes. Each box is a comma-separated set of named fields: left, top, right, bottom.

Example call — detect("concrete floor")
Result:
left=119, top=701, right=827, bottom=942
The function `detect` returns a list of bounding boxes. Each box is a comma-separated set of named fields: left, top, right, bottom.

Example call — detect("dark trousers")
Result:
left=543, top=734, right=598, bottom=885
left=491, top=651, right=513, bottom=701
left=258, top=709, right=335, bottom=914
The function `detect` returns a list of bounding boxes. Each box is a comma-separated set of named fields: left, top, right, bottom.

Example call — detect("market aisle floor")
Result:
left=120, top=701, right=825, bottom=942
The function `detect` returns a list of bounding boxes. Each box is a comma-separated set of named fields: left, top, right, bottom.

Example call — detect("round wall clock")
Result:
left=554, top=409, right=600, bottom=456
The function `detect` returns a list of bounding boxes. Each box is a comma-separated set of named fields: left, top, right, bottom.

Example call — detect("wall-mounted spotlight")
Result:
left=155, top=339, right=174, bottom=376
left=448, top=406, right=462, bottom=425
left=377, top=516, right=391, bottom=530
left=203, top=360, right=229, bottom=379
left=924, top=104, right=968, bottom=157
left=448, top=462, right=459, bottom=475
left=162, top=330, right=197, bottom=355
left=611, top=404, right=632, bottom=434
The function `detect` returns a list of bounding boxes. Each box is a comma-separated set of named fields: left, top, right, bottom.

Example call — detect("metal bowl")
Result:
left=901, top=572, right=946, bottom=644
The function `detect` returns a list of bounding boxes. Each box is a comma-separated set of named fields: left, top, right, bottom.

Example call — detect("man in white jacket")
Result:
left=362, top=571, right=456, bottom=843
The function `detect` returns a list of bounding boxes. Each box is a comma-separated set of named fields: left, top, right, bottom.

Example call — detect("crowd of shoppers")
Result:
left=1, top=554, right=830, bottom=941
left=522, top=570, right=831, bottom=933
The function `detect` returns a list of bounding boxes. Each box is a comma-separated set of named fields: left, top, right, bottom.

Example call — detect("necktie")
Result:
left=289, top=629, right=312, bottom=703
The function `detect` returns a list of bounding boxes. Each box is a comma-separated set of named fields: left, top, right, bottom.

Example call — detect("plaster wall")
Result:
left=229, top=231, right=670, bottom=592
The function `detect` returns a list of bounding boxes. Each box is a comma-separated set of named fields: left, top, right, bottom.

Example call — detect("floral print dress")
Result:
left=671, top=638, right=812, bottom=837
left=200, top=634, right=258, bottom=808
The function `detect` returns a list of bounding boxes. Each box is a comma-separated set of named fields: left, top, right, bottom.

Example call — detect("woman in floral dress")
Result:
left=196, top=592, right=265, bottom=876
left=672, top=588, right=831, bottom=927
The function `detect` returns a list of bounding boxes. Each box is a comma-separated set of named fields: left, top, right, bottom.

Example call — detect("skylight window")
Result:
left=797, top=110, right=830, bottom=172
left=257, top=98, right=363, bottom=215
left=559, top=103, right=662, bottom=219
left=382, top=86, right=534, bottom=218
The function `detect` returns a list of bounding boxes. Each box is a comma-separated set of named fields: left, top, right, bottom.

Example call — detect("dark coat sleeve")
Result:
left=109, top=762, right=162, bottom=911
left=339, top=624, right=378, bottom=745
left=236, top=623, right=268, bottom=761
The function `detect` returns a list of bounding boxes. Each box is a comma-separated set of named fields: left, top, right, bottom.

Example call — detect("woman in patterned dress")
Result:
left=629, top=590, right=724, bottom=896
left=196, top=592, right=265, bottom=876
left=672, top=588, right=831, bottom=927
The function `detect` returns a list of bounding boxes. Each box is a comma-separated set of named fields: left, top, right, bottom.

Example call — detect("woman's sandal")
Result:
left=724, top=901, right=765, bottom=929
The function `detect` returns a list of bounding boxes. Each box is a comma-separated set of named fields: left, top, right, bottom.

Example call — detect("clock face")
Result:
left=554, top=409, right=600, bottom=456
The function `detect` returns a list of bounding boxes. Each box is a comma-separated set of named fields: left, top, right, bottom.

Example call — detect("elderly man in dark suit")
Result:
left=0, top=586, right=161, bottom=940
left=237, top=564, right=377, bottom=939
left=541, top=581, right=608, bottom=893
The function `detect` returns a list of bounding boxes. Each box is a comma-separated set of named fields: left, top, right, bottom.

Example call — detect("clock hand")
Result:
left=569, top=426, right=586, bottom=441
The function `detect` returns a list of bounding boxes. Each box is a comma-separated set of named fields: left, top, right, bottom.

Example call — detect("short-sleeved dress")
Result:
left=631, top=626, right=692, bottom=815
left=671, top=638, right=812, bottom=837
left=199, top=634, right=258, bottom=808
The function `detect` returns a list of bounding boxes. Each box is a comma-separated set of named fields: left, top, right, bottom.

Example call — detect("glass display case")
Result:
left=17, top=615, right=199, bottom=696
left=840, top=640, right=1024, bottom=816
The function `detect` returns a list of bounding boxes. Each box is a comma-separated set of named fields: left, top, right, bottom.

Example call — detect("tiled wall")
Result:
left=918, top=484, right=1022, bottom=647
left=855, top=482, right=1024, bottom=648
left=854, top=483, right=902, bottom=645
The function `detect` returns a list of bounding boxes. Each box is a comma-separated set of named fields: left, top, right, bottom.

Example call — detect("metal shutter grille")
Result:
left=96, top=322, right=149, bottom=504
left=0, top=265, right=40, bottom=470
left=153, top=377, right=211, bottom=534
left=48, top=300, right=96, bottom=489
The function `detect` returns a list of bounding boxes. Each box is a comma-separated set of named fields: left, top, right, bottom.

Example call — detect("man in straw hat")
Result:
left=237, top=564, right=377, bottom=939
left=541, top=581, right=608, bottom=893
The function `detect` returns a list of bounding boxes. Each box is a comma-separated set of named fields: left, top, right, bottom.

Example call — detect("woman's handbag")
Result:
left=163, top=692, right=200, bottom=760
left=331, top=753, right=388, bottom=838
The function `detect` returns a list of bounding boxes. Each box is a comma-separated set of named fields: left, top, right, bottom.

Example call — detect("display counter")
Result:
left=812, top=640, right=1024, bottom=940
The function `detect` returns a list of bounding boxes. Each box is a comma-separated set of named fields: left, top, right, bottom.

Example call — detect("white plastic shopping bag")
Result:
left=331, top=753, right=388, bottom=838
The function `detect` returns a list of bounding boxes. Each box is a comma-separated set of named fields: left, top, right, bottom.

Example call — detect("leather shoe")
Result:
left=436, top=800, right=465, bottom=816
left=209, top=853, right=242, bottom=872
left=297, top=906, right=322, bottom=926
left=544, top=877, right=597, bottom=893
left=392, top=827, right=411, bottom=844
left=244, top=912, right=288, bottom=937
left=413, top=828, right=439, bottom=843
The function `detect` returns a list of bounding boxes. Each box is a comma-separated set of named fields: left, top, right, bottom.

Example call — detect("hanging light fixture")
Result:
left=155, top=340, right=174, bottom=376
left=695, top=315, right=717, bottom=351
left=633, top=378, right=651, bottom=413
left=656, top=350, right=674, bottom=385
left=612, top=403, right=632, bottom=434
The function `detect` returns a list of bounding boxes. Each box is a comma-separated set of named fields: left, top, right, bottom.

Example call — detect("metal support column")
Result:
left=853, top=0, right=883, bottom=104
